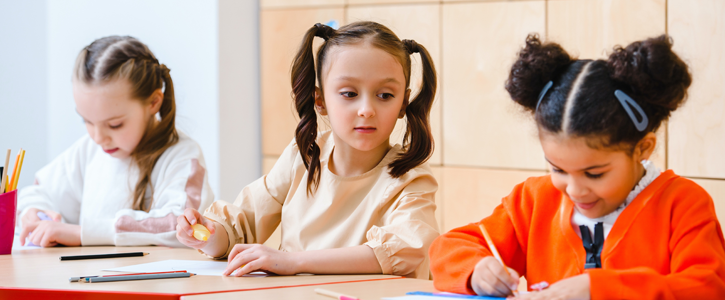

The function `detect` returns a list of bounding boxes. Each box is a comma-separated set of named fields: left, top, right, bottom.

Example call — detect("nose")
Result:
left=358, top=95, right=376, bottom=118
left=565, top=177, right=589, bottom=200
left=90, top=126, right=111, bottom=146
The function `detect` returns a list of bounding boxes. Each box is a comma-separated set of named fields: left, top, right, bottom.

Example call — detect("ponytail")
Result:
left=389, top=39, right=436, bottom=177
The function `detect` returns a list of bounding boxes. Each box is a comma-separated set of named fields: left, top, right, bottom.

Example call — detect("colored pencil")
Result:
left=478, top=223, right=518, bottom=297
left=60, top=252, right=149, bottom=261
left=70, top=270, right=188, bottom=282
left=7, top=152, right=19, bottom=192
left=11, top=149, right=25, bottom=191
left=315, top=288, right=361, bottom=300
left=86, top=272, right=193, bottom=283
left=0, top=149, right=9, bottom=193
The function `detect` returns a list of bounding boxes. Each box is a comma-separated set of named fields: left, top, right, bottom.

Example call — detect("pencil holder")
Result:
left=0, top=189, right=18, bottom=255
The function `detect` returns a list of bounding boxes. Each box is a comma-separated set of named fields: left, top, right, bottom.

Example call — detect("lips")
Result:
left=354, top=126, right=376, bottom=133
left=573, top=200, right=598, bottom=210
left=103, top=148, right=119, bottom=154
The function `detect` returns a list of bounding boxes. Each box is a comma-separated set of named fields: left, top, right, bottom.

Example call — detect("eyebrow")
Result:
left=545, top=157, right=611, bottom=171
left=334, top=76, right=402, bottom=85
left=76, top=109, right=124, bottom=123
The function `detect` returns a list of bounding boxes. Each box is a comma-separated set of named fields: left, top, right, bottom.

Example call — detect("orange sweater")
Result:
left=430, top=170, right=725, bottom=299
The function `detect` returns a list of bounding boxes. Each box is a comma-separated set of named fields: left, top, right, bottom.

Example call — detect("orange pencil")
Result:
left=11, top=149, right=25, bottom=191
left=478, top=223, right=519, bottom=297
left=7, top=152, right=20, bottom=192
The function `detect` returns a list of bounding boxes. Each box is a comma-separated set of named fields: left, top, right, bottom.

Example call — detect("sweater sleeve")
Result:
left=17, top=136, right=88, bottom=229
left=201, top=140, right=298, bottom=259
left=83, top=139, right=215, bottom=247
left=429, top=181, right=530, bottom=294
left=363, top=171, right=440, bottom=279
left=587, top=186, right=725, bottom=300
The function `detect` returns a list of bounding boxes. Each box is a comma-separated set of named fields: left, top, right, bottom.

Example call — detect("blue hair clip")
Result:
left=614, top=90, right=649, bottom=132
left=535, top=81, right=554, bottom=112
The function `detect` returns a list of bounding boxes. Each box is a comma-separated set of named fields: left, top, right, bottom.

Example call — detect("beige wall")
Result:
left=259, top=0, right=725, bottom=249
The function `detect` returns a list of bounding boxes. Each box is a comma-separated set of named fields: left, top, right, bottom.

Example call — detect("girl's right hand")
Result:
left=18, top=208, right=62, bottom=245
left=176, top=208, right=216, bottom=249
left=470, top=256, right=520, bottom=297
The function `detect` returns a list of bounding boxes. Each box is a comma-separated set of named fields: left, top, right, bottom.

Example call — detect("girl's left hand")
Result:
left=26, top=221, right=81, bottom=247
left=223, top=244, right=299, bottom=276
left=511, top=274, right=590, bottom=300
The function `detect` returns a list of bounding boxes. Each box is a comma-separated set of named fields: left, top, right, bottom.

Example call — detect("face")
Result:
left=316, top=43, right=409, bottom=153
left=73, top=78, right=161, bottom=159
left=540, top=132, right=655, bottom=219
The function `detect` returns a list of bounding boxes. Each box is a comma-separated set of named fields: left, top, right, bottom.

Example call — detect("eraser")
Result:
left=192, top=224, right=210, bottom=241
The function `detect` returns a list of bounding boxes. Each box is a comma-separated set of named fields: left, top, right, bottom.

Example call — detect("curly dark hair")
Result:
left=505, top=34, right=691, bottom=150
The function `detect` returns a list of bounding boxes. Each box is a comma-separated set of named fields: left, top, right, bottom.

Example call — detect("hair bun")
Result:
left=608, top=35, right=691, bottom=112
left=402, top=39, right=419, bottom=54
left=314, top=23, right=335, bottom=40
left=505, top=34, right=573, bottom=112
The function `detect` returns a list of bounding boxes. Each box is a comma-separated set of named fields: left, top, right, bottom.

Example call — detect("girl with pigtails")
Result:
left=430, top=35, right=725, bottom=299
left=17, top=36, right=215, bottom=247
left=177, top=21, right=440, bottom=278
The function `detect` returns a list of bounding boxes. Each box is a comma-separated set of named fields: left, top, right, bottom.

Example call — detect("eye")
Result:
left=377, top=93, right=395, bottom=100
left=585, top=172, right=603, bottom=179
left=551, top=167, right=566, bottom=174
left=109, top=123, right=123, bottom=129
left=340, top=91, right=357, bottom=98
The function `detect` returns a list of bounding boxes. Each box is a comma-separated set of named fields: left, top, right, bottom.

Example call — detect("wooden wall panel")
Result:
left=691, top=178, right=725, bottom=232
left=442, top=1, right=546, bottom=170
left=668, top=0, right=725, bottom=178
left=261, top=0, right=344, bottom=9
left=261, top=8, right=345, bottom=157
left=442, top=167, right=546, bottom=232
left=346, top=4, right=442, bottom=165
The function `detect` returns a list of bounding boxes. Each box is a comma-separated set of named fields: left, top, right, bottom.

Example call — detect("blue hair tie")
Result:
left=614, top=90, right=649, bottom=132
left=535, top=81, right=554, bottom=112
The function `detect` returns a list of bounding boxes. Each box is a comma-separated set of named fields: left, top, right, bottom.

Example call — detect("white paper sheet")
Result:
left=11, top=233, right=41, bottom=250
left=104, top=259, right=267, bottom=277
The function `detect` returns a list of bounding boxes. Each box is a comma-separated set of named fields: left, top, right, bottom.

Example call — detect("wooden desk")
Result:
left=181, top=278, right=437, bottom=300
left=0, top=246, right=400, bottom=299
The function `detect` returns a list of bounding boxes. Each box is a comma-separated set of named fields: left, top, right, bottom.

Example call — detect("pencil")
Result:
left=478, top=223, right=518, bottom=297
left=314, top=288, right=360, bottom=300
left=0, top=149, right=9, bottom=193
left=60, top=252, right=149, bottom=261
left=70, top=270, right=188, bottom=282
left=11, top=149, right=25, bottom=191
left=7, top=152, right=19, bottom=192
left=86, top=272, right=193, bottom=283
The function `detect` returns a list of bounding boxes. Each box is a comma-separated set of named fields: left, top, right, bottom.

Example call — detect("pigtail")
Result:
left=505, top=34, right=573, bottom=112
left=130, top=62, right=179, bottom=212
left=388, top=40, right=437, bottom=178
left=607, top=35, right=691, bottom=131
left=291, top=25, right=330, bottom=195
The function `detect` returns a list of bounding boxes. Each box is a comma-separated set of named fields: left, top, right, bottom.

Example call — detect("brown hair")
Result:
left=290, top=21, right=437, bottom=194
left=73, top=36, right=178, bottom=212
left=505, top=34, right=691, bottom=150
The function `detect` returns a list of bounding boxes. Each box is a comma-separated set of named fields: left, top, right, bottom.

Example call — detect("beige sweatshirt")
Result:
left=203, top=131, right=439, bottom=278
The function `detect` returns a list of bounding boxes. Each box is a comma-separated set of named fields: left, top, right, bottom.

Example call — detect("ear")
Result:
left=147, top=88, right=164, bottom=115
left=398, top=89, right=411, bottom=119
left=633, top=132, right=657, bottom=161
left=314, top=87, right=327, bottom=116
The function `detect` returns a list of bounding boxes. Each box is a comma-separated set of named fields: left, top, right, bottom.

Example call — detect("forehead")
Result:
left=321, top=43, right=406, bottom=85
left=540, top=131, right=626, bottom=169
left=73, top=78, right=138, bottom=121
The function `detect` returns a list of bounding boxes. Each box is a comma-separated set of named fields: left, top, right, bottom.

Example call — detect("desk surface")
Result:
left=1, top=246, right=400, bottom=299
left=182, top=278, right=437, bottom=300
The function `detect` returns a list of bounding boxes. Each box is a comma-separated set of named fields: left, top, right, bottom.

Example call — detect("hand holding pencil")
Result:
left=469, top=223, right=520, bottom=297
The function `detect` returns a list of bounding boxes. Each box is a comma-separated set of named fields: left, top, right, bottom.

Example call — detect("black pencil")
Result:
left=60, top=252, right=149, bottom=261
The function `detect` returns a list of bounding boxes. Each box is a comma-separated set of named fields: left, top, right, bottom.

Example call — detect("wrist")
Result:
left=290, top=251, right=305, bottom=274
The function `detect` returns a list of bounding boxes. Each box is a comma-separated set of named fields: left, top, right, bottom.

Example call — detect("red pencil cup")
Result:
left=0, top=189, right=18, bottom=255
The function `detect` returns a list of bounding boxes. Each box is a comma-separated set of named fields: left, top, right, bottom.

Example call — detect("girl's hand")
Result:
left=470, top=256, right=520, bottom=297
left=512, top=274, right=590, bottom=300
left=176, top=208, right=216, bottom=249
left=18, top=208, right=62, bottom=245
left=24, top=221, right=81, bottom=247
left=223, top=244, right=299, bottom=276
